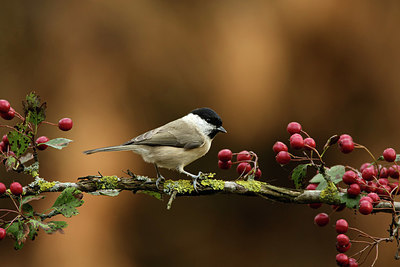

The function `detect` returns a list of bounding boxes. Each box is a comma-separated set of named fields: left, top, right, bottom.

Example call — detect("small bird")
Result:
left=83, top=107, right=226, bottom=189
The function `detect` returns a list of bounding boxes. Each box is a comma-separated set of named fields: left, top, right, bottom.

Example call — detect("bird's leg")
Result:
left=179, top=169, right=203, bottom=192
left=154, top=164, right=165, bottom=189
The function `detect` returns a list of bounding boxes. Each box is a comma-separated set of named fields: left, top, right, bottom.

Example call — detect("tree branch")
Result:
left=2, top=174, right=398, bottom=212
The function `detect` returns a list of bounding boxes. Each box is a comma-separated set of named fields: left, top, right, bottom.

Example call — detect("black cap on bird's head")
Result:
left=191, top=107, right=227, bottom=138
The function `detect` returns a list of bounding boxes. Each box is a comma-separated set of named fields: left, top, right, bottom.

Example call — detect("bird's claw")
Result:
left=155, top=176, right=165, bottom=189
left=192, top=171, right=204, bottom=192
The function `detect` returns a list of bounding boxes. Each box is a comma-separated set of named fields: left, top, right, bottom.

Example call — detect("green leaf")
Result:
left=23, top=92, right=46, bottom=126
left=309, top=173, right=324, bottom=183
left=396, top=154, right=400, bottom=161
left=327, top=165, right=345, bottom=184
left=28, top=222, right=39, bottom=241
left=22, top=203, right=34, bottom=217
left=291, top=164, right=309, bottom=189
left=6, top=220, right=27, bottom=250
left=7, top=124, right=33, bottom=157
left=316, top=180, right=327, bottom=190
left=45, top=221, right=67, bottom=234
left=29, top=219, right=51, bottom=231
left=340, top=193, right=361, bottom=209
left=51, top=188, right=84, bottom=218
left=44, top=138, right=73, bottom=150
left=22, top=195, right=45, bottom=205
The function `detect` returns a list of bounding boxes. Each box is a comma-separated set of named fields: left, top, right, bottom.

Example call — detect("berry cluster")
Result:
left=0, top=98, right=73, bottom=154
left=314, top=217, right=359, bottom=266
left=273, top=122, right=400, bottom=265
left=0, top=181, right=23, bottom=241
left=273, top=122, right=317, bottom=165
left=217, top=149, right=262, bottom=179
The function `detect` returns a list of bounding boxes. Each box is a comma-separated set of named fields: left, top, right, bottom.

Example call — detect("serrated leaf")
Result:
left=22, top=195, right=45, bottom=205
left=45, top=221, right=67, bottom=234
left=28, top=222, right=39, bottom=241
left=309, top=173, right=324, bottom=183
left=340, top=193, right=361, bottom=209
left=8, top=124, right=33, bottom=157
left=316, top=180, right=327, bottom=190
left=23, top=92, right=46, bottom=126
left=29, top=219, right=51, bottom=231
left=6, top=220, right=26, bottom=250
left=22, top=203, right=34, bottom=217
left=51, top=188, right=84, bottom=218
left=291, top=164, right=309, bottom=189
left=44, top=138, right=73, bottom=150
left=327, top=165, right=345, bottom=184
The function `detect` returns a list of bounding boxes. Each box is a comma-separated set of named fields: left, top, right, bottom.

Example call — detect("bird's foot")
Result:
left=191, top=171, right=206, bottom=192
left=155, top=176, right=165, bottom=189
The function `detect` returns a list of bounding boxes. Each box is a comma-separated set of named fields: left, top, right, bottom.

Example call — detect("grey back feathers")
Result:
left=83, top=107, right=224, bottom=155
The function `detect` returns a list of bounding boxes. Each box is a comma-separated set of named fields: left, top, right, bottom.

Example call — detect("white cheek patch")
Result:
left=182, top=113, right=215, bottom=136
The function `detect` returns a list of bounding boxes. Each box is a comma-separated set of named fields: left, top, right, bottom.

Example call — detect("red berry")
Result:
left=306, top=183, right=318, bottom=190
left=236, top=162, right=251, bottom=175
left=378, top=178, right=389, bottom=186
left=367, top=193, right=380, bottom=205
left=365, top=181, right=377, bottom=193
left=2, top=134, right=8, bottom=145
left=272, top=141, right=288, bottom=154
left=308, top=203, right=322, bottom=209
left=218, top=160, right=232, bottom=170
left=337, top=234, right=350, bottom=246
left=342, top=171, right=357, bottom=185
left=303, top=137, right=316, bottom=150
left=383, top=148, right=396, bottom=162
left=335, top=219, right=348, bottom=234
left=218, top=149, right=233, bottom=162
left=339, top=134, right=353, bottom=142
left=359, top=200, right=373, bottom=215
left=276, top=151, right=291, bottom=165
left=10, top=182, right=23, bottom=195
left=58, top=118, right=73, bottom=131
left=36, top=136, right=50, bottom=150
left=360, top=162, right=370, bottom=172
left=287, top=122, right=302, bottom=135
left=389, top=182, right=399, bottom=194
left=0, top=99, right=10, bottom=113
left=388, top=165, right=400, bottom=178
left=377, top=185, right=391, bottom=196
left=378, top=167, right=388, bottom=178
left=314, top=213, right=329, bottom=226
left=356, top=178, right=367, bottom=192
left=360, top=196, right=373, bottom=204
left=0, top=107, right=15, bottom=120
left=0, top=182, right=6, bottom=194
left=348, top=258, right=359, bottom=267
left=0, top=228, right=6, bottom=240
left=255, top=168, right=262, bottom=179
left=0, top=141, right=6, bottom=153
left=339, top=138, right=354, bottom=154
left=237, top=150, right=251, bottom=162
left=289, top=133, right=304, bottom=149
left=336, top=253, right=349, bottom=266
left=362, top=166, right=375, bottom=181
left=336, top=242, right=351, bottom=253
left=347, top=183, right=361, bottom=197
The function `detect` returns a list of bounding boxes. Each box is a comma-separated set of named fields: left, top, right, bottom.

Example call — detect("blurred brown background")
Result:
left=1, top=0, right=400, bottom=266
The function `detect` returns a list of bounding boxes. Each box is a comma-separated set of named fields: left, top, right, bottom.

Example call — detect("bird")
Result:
left=83, top=107, right=226, bottom=190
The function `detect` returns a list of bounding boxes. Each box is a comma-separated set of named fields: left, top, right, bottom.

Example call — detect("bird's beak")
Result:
left=217, top=126, right=227, bottom=133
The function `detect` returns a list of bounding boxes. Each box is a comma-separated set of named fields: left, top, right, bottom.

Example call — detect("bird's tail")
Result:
left=83, top=145, right=133, bottom=155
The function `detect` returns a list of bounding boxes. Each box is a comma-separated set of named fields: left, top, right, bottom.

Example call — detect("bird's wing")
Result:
left=122, top=119, right=205, bottom=149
